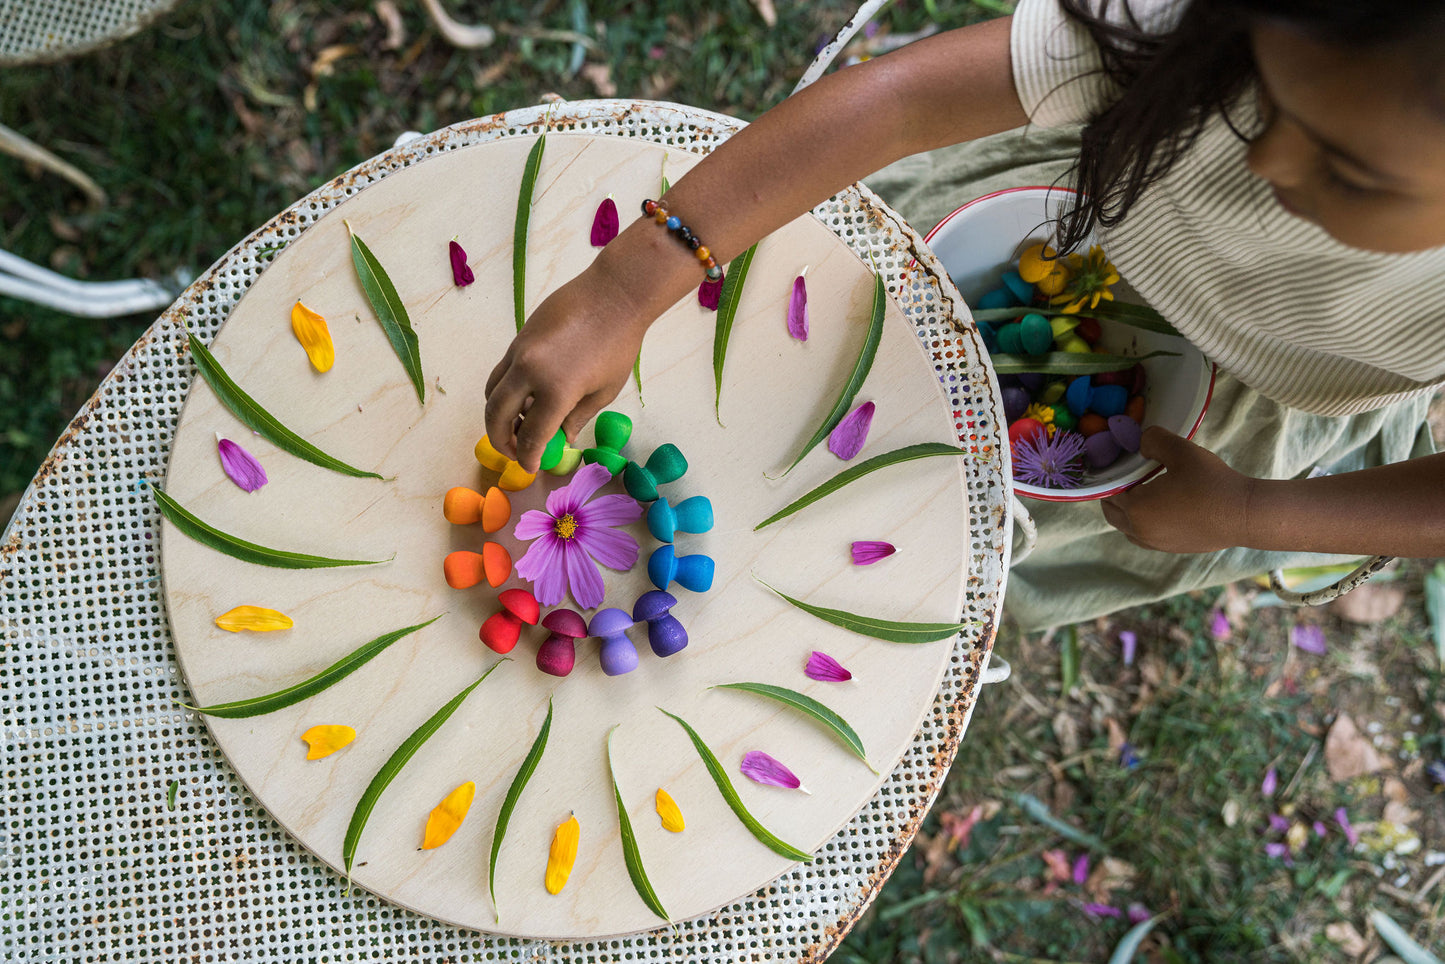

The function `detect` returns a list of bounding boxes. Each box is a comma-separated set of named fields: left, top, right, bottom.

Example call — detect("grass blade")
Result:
left=1014, top=792, right=1108, bottom=852
left=658, top=708, right=814, bottom=862
left=489, top=698, right=553, bottom=921
left=514, top=135, right=545, bottom=332
left=1107, top=915, right=1164, bottom=964
left=606, top=725, right=670, bottom=922
left=755, top=442, right=967, bottom=530
left=782, top=269, right=885, bottom=475
left=1370, top=908, right=1444, bottom=964
left=183, top=615, right=443, bottom=718
left=1426, top=563, right=1445, bottom=666
left=971, top=301, right=1182, bottom=337
left=343, top=658, right=506, bottom=886
left=989, top=349, right=1179, bottom=376
left=757, top=578, right=970, bottom=644
left=633, top=351, right=643, bottom=402
left=713, top=241, right=758, bottom=421
left=711, top=682, right=873, bottom=772
left=346, top=222, right=424, bottom=403
left=187, top=332, right=383, bottom=480
left=1060, top=624, right=1079, bottom=694
left=152, top=483, right=391, bottom=569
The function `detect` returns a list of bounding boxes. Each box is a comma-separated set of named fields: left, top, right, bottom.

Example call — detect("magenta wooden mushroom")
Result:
left=536, top=608, right=586, bottom=677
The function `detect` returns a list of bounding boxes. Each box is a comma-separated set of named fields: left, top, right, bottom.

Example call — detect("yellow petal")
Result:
left=301, top=724, right=355, bottom=760
left=655, top=788, right=685, bottom=833
left=215, top=605, right=294, bottom=632
left=421, top=781, right=476, bottom=850
left=291, top=301, right=335, bottom=373
left=545, top=815, right=580, bottom=894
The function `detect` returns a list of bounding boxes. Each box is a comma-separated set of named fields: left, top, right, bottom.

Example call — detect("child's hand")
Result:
left=1100, top=427, right=1254, bottom=553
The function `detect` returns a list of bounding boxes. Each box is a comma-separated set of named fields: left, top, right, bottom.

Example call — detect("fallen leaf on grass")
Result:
left=1324, top=922, right=1369, bottom=957
left=1084, top=856, right=1137, bottom=903
left=1383, top=777, right=1420, bottom=828
left=1325, top=713, right=1384, bottom=782
left=1331, top=581, right=1406, bottom=624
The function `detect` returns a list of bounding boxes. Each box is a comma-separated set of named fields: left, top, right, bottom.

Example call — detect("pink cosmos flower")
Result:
left=513, top=462, right=643, bottom=609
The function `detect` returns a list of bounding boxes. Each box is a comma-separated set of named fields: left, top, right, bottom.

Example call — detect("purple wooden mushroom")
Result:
left=588, top=608, right=638, bottom=676
left=632, top=590, right=687, bottom=657
left=536, top=608, right=586, bottom=677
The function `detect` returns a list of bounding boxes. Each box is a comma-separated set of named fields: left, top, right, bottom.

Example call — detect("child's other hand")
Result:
left=1100, top=427, right=1254, bottom=553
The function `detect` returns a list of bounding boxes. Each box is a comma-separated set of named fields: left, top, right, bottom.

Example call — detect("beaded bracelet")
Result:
left=641, top=199, right=723, bottom=281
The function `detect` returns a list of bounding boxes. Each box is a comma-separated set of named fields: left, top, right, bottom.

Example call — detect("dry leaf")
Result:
left=1105, top=717, right=1128, bottom=755
left=1325, top=714, right=1384, bottom=782
left=1085, top=857, right=1137, bottom=902
left=375, top=0, right=406, bottom=50
left=311, top=43, right=360, bottom=77
left=580, top=62, right=617, bottom=97
left=1324, top=921, right=1369, bottom=957
left=750, top=0, right=777, bottom=26
left=1331, top=582, right=1406, bottom=624
left=1382, top=777, right=1419, bottom=828
left=1053, top=711, right=1081, bottom=757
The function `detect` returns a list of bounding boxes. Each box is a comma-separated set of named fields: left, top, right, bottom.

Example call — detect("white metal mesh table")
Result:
left=0, top=100, right=1011, bottom=961
left=0, top=0, right=183, bottom=66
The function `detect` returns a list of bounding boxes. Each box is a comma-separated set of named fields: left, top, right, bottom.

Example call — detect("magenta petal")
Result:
left=1267, top=813, right=1289, bottom=833
left=1126, top=903, right=1152, bottom=925
left=1261, top=766, right=1278, bottom=797
left=546, top=461, right=612, bottom=517
left=805, top=651, right=853, bottom=682
left=827, top=401, right=875, bottom=460
left=217, top=438, right=267, bottom=492
left=1081, top=903, right=1122, bottom=919
left=574, top=493, right=644, bottom=528
left=591, top=197, right=620, bottom=247
left=515, top=534, right=566, bottom=606
left=739, top=751, right=803, bottom=790
left=1209, top=608, right=1231, bottom=641
left=513, top=509, right=557, bottom=541
left=787, top=274, right=809, bottom=340
left=1072, top=854, right=1089, bottom=886
left=1118, top=629, right=1138, bottom=666
left=574, top=524, right=639, bottom=572
left=850, top=540, right=896, bottom=566
left=1335, top=807, right=1359, bottom=846
left=698, top=276, right=723, bottom=311
left=1290, top=623, right=1327, bottom=655
left=449, top=239, right=474, bottom=287
left=1264, top=842, right=1290, bottom=859
left=563, top=542, right=606, bottom=610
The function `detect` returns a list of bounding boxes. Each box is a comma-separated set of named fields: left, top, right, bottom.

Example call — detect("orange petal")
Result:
left=443, top=487, right=485, bottom=525
left=422, top=781, right=475, bottom=849
left=480, top=486, right=511, bottom=533
left=302, top=724, right=355, bottom=760
left=655, top=788, right=685, bottom=832
left=481, top=542, right=512, bottom=588
left=291, top=301, right=335, bottom=373
left=443, top=550, right=486, bottom=589
left=546, top=815, right=580, bottom=894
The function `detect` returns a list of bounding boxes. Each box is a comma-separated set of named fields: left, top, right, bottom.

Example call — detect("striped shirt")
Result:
left=1011, top=0, right=1445, bottom=415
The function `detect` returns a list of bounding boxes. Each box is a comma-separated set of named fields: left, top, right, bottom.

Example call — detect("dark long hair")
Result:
left=1054, top=0, right=1445, bottom=252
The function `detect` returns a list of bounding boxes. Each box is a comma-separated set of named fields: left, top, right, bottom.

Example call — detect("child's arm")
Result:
left=1102, top=427, right=1445, bottom=557
left=484, top=15, right=1028, bottom=471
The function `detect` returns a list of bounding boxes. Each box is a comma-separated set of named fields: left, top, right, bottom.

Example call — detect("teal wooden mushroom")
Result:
left=623, top=444, right=687, bottom=502
left=646, top=495, right=714, bottom=543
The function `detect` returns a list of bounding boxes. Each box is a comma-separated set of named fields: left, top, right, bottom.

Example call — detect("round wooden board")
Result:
left=161, top=133, right=969, bottom=938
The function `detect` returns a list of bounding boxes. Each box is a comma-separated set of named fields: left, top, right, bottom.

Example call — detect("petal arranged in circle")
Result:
left=546, top=461, right=612, bottom=517
left=515, top=534, right=566, bottom=606
left=513, top=509, right=557, bottom=542
left=564, top=542, right=606, bottom=610
left=575, top=493, right=643, bottom=529
left=574, top=524, right=639, bottom=572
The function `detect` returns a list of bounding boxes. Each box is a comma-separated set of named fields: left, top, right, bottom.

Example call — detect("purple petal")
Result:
left=1118, top=630, right=1137, bottom=666
left=739, top=750, right=804, bottom=790
left=513, top=509, right=557, bottom=541
left=1313, top=821, right=1328, bottom=837
left=573, top=524, right=640, bottom=572
left=1290, top=623, right=1327, bottom=655
left=1081, top=903, right=1122, bottom=919
left=698, top=276, right=722, bottom=311
left=1072, top=854, right=1089, bottom=886
left=827, top=401, right=875, bottom=460
left=850, top=541, right=896, bottom=566
left=787, top=274, right=809, bottom=340
left=590, top=197, right=619, bottom=247
left=1335, top=807, right=1358, bottom=846
left=515, top=534, right=566, bottom=606
left=449, top=240, right=474, bottom=287
left=546, top=461, right=612, bottom=517
left=1126, top=903, right=1152, bottom=925
left=1119, top=743, right=1140, bottom=769
left=1264, top=842, right=1290, bottom=859
left=1261, top=767, right=1278, bottom=797
left=574, top=492, right=644, bottom=529
left=1209, top=608, right=1231, bottom=641
left=805, top=651, right=853, bottom=682
left=217, top=438, right=267, bottom=492
left=564, top=541, right=606, bottom=610
left=1267, top=813, right=1290, bottom=833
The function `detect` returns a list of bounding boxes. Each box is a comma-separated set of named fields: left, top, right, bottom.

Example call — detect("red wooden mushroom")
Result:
left=479, top=588, right=540, bottom=654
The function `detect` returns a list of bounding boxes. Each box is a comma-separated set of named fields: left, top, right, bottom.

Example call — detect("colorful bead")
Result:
left=642, top=200, right=657, bottom=215
left=687, top=236, right=701, bottom=250
left=654, top=208, right=668, bottom=224
left=694, top=246, right=710, bottom=261
left=665, top=216, right=681, bottom=230
left=641, top=199, right=718, bottom=281
left=706, top=265, right=722, bottom=280
left=679, top=226, right=692, bottom=242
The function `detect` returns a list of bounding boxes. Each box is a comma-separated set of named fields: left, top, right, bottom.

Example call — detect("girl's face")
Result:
left=1247, top=21, right=1445, bottom=253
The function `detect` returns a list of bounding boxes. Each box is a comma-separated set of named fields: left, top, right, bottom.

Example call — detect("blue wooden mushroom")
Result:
left=632, top=590, right=686, bottom=657
left=647, top=545, right=714, bottom=594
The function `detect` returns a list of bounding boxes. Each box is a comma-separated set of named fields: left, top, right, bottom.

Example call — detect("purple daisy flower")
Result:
left=513, top=462, right=643, bottom=609
left=1012, top=429, right=1086, bottom=489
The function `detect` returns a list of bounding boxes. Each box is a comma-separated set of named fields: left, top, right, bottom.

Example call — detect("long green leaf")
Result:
left=1014, top=792, right=1108, bottom=852
left=711, top=682, right=873, bottom=772
left=186, top=332, right=383, bottom=480
left=514, top=135, right=545, bottom=332
left=346, top=222, right=424, bottom=403
left=1107, top=915, right=1164, bottom=964
left=1426, top=563, right=1445, bottom=666
left=971, top=301, right=1182, bottom=337
left=343, top=658, right=505, bottom=886
left=152, top=484, right=391, bottom=569
left=1370, top=908, right=1444, bottom=964
left=782, top=269, right=885, bottom=475
left=988, top=349, right=1179, bottom=376
left=713, top=241, right=759, bottom=421
left=606, top=725, right=670, bottom=921
left=182, top=615, right=443, bottom=718
left=755, top=442, right=967, bottom=530
left=658, top=708, right=814, bottom=862
left=489, top=699, right=553, bottom=921
left=757, top=579, right=970, bottom=644
left=633, top=351, right=643, bottom=402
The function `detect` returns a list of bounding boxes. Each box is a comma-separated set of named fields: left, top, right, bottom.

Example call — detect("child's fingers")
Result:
left=484, top=371, right=532, bottom=461
left=514, top=393, right=572, bottom=473
left=561, top=389, right=611, bottom=445
left=1137, top=426, right=1188, bottom=464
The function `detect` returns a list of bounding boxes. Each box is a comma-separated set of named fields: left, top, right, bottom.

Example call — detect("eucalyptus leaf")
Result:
left=757, top=578, right=970, bottom=644
left=713, top=241, right=758, bottom=421
left=1369, top=908, right=1443, bottom=964
left=1014, top=792, right=1108, bottom=852
left=755, top=442, right=968, bottom=530
left=971, top=301, right=1181, bottom=337
left=182, top=615, right=443, bottom=718
left=633, top=351, right=643, bottom=401
left=659, top=708, right=814, bottom=862
left=489, top=698, right=553, bottom=921
left=1107, top=915, right=1164, bottom=964
left=514, top=134, right=546, bottom=332
left=152, top=483, right=392, bottom=569
left=186, top=332, right=383, bottom=480
left=782, top=268, right=885, bottom=475
left=711, top=682, right=874, bottom=772
left=606, top=725, right=670, bottom=921
left=343, top=658, right=506, bottom=886
left=346, top=222, right=424, bottom=403
left=989, top=349, right=1179, bottom=376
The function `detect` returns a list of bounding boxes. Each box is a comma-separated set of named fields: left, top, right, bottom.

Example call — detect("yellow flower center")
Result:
left=554, top=514, right=578, bottom=540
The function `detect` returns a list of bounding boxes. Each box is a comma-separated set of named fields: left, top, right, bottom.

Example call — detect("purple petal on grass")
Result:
left=698, top=276, right=723, bottom=311
left=740, top=750, right=806, bottom=791
left=1072, top=854, right=1089, bottom=886
left=1267, top=813, right=1289, bottom=833
left=787, top=273, right=809, bottom=340
left=1118, top=630, right=1137, bottom=666
left=449, top=240, right=474, bottom=287
left=1262, top=767, right=1278, bottom=797
left=1264, top=842, right=1290, bottom=859
left=217, top=438, right=267, bottom=492
left=828, top=401, right=875, bottom=460
left=1119, top=743, right=1140, bottom=769
left=1335, top=807, right=1359, bottom=846
left=1209, top=608, right=1231, bottom=641
left=1313, top=821, right=1328, bottom=837
left=805, top=651, right=853, bottom=682
left=1290, top=623, right=1327, bottom=655
left=850, top=541, right=896, bottom=566
left=590, top=196, right=620, bottom=246
left=1081, top=903, right=1122, bottom=919
left=1126, top=903, right=1152, bottom=925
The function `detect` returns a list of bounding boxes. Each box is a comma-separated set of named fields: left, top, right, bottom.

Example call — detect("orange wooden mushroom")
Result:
left=443, top=543, right=512, bottom=589
left=443, top=485, right=511, bottom=533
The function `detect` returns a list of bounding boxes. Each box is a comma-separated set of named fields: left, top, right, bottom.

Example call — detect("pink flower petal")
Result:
left=515, top=534, right=566, bottom=606
left=698, top=276, right=722, bottom=311
left=217, top=438, right=267, bottom=492
left=827, top=401, right=874, bottom=460
left=1072, top=854, right=1089, bottom=886
left=740, top=751, right=805, bottom=791
left=805, top=651, right=852, bottom=682
left=564, top=541, right=606, bottom=610
left=787, top=274, right=809, bottom=341
left=573, top=524, right=640, bottom=572
left=1335, top=807, right=1358, bottom=846
left=1118, top=630, right=1137, bottom=666
left=1261, top=767, right=1278, bottom=797
left=513, top=509, right=557, bottom=541
left=1081, top=903, right=1122, bottom=919
left=850, top=541, right=895, bottom=566
left=1267, top=813, right=1289, bottom=833
left=1313, top=821, right=1328, bottom=837
left=1209, top=608, right=1231, bottom=641
left=574, top=493, right=644, bottom=529
left=546, top=461, right=612, bottom=517
left=1041, top=849, right=1070, bottom=883
left=448, top=240, right=474, bottom=287
left=590, top=197, right=619, bottom=246
left=1291, top=623, right=1327, bottom=655
left=1126, top=903, right=1152, bottom=925
left=1264, top=842, right=1290, bottom=860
